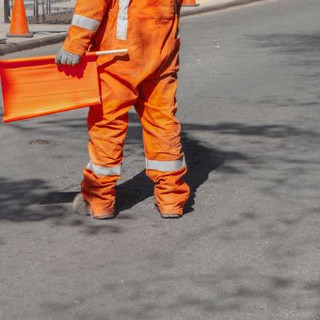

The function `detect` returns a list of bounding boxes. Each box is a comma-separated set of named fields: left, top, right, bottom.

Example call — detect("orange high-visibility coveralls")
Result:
left=63, top=0, right=190, bottom=215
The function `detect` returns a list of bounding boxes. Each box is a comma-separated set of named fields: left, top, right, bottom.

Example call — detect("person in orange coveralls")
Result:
left=56, top=0, right=190, bottom=219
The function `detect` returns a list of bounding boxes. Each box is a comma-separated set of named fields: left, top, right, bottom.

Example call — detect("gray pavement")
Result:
left=1, top=0, right=320, bottom=319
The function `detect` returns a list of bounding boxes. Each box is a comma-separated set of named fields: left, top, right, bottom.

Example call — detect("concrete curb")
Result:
left=0, top=0, right=265, bottom=56
left=0, top=32, right=66, bottom=56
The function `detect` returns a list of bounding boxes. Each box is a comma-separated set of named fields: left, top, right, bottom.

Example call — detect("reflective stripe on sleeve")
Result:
left=116, top=0, right=130, bottom=40
left=145, top=156, right=186, bottom=172
left=71, top=14, right=100, bottom=32
left=87, top=162, right=122, bottom=176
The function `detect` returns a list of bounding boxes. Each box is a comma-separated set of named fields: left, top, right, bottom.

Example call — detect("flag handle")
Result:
left=87, top=49, right=128, bottom=56
left=0, top=49, right=128, bottom=66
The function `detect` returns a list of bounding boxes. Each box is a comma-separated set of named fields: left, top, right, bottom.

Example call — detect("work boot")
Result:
left=154, top=199, right=183, bottom=219
left=72, top=193, right=116, bottom=220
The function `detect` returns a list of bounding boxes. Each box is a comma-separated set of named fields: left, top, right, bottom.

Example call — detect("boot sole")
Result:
left=154, top=201, right=182, bottom=219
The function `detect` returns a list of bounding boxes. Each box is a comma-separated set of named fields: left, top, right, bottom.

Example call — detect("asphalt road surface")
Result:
left=1, top=0, right=320, bottom=319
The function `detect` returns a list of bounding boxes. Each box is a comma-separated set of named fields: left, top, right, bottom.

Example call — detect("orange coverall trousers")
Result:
left=63, top=0, right=190, bottom=215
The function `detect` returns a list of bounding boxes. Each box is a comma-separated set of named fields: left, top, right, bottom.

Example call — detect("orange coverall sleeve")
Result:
left=63, top=0, right=110, bottom=55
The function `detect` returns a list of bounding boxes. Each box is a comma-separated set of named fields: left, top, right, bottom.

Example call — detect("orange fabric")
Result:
left=82, top=168, right=119, bottom=213
left=63, top=0, right=109, bottom=55
left=73, top=0, right=108, bottom=22
left=63, top=27, right=96, bottom=56
left=0, top=54, right=100, bottom=122
left=64, top=0, right=189, bottom=213
left=182, top=0, right=198, bottom=6
left=147, top=167, right=190, bottom=215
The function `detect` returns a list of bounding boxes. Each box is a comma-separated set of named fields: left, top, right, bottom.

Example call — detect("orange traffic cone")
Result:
left=6, top=0, right=33, bottom=38
left=182, top=0, right=199, bottom=6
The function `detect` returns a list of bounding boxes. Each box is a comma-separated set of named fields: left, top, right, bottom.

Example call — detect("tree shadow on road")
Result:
left=0, top=177, right=65, bottom=222
left=2, top=115, right=320, bottom=223
left=2, top=117, right=320, bottom=317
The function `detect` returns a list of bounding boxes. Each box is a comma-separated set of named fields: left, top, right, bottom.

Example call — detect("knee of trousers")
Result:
left=140, top=109, right=183, bottom=160
left=87, top=110, right=129, bottom=167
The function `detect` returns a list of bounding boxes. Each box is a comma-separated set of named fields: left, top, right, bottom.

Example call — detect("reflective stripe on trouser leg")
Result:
left=81, top=168, right=119, bottom=213
left=71, top=14, right=100, bottom=31
left=145, top=156, right=186, bottom=172
left=82, top=68, right=137, bottom=214
left=146, top=166, right=190, bottom=215
left=82, top=162, right=122, bottom=212
left=145, top=156, right=189, bottom=214
left=87, top=161, right=122, bottom=176
left=116, top=0, right=130, bottom=40
left=137, top=73, right=189, bottom=213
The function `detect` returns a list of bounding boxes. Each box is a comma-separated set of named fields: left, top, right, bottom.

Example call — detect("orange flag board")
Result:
left=0, top=53, right=101, bottom=123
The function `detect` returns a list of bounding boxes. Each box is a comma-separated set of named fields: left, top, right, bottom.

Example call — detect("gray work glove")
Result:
left=55, top=48, right=81, bottom=66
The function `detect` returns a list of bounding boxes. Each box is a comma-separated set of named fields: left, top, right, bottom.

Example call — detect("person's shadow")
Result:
left=115, top=124, right=225, bottom=214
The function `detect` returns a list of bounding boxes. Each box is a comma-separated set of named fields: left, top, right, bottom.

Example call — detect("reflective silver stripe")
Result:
left=87, top=162, right=122, bottom=176
left=145, top=156, right=186, bottom=172
left=72, top=14, right=100, bottom=32
left=116, top=0, right=129, bottom=40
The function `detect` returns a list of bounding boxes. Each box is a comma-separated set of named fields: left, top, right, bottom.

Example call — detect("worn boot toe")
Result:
left=154, top=200, right=183, bottom=219
left=72, top=193, right=116, bottom=219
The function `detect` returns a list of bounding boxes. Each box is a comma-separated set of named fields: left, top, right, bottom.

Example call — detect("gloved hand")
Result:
left=55, top=48, right=81, bottom=66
